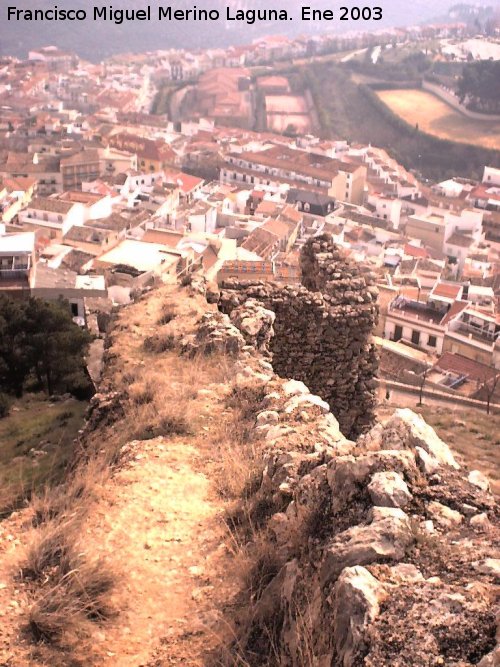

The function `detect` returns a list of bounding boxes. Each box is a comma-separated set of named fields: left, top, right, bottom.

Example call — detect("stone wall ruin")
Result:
left=219, top=234, right=379, bottom=438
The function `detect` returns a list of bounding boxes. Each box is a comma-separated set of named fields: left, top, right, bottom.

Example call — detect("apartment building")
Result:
left=444, top=307, right=500, bottom=367
left=108, top=133, right=176, bottom=172
left=221, top=145, right=366, bottom=204
left=0, top=152, right=62, bottom=196
left=406, top=208, right=483, bottom=260
left=60, top=147, right=137, bottom=191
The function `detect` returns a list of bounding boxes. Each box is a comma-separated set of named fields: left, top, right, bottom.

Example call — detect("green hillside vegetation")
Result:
left=458, top=60, right=500, bottom=114
left=0, top=296, right=94, bottom=515
left=299, top=62, right=500, bottom=181
left=0, top=395, right=87, bottom=516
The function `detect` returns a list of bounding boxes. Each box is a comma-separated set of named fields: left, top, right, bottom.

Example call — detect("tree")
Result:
left=0, top=296, right=93, bottom=398
left=458, top=61, right=500, bottom=114
left=476, top=373, right=500, bottom=415
left=25, top=298, right=93, bottom=396
left=0, top=295, right=31, bottom=396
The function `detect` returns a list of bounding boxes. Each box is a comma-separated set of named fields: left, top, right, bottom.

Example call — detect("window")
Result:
left=411, top=330, right=420, bottom=345
left=394, top=325, right=403, bottom=342
left=428, top=335, right=437, bottom=348
left=71, top=303, right=79, bottom=317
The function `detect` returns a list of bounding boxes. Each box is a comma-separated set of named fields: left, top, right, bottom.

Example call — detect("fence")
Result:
left=422, top=80, right=500, bottom=123
left=376, top=377, right=500, bottom=414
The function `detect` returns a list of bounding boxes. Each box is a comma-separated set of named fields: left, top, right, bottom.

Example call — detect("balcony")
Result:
left=0, top=266, right=30, bottom=281
left=448, top=320, right=499, bottom=346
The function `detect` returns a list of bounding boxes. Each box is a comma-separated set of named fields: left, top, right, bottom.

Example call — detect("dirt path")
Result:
left=0, top=284, right=243, bottom=666
left=84, top=428, right=237, bottom=665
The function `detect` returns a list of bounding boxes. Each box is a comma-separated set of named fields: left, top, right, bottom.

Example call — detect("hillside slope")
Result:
left=0, top=284, right=244, bottom=665
left=0, top=237, right=497, bottom=666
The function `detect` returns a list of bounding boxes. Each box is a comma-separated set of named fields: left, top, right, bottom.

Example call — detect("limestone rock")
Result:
left=284, top=393, right=330, bottom=414
left=282, top=379, right=309, bottom=397
left=230, top=299, right=275, bottom=352
left=182, top=311, right=244, bottom=357
left=367, top=471, right=412, bottom=508
left=327, top=450, right=416, bottom=512
left=470, top=513, right=492, bottom=531
left=361, top=409, right=459, bottom=469
left=386, top=563, right=424, bottom=584
left=475, top=558, right=500, bottom=577
left=369, top=506, right=408, bottom=522
left=427, top=501, right=463, bottom=529
left=332, top=566, right=386, bottom=667
left=320, top=513, right=413, bottom=586
left=477, top=647, right=500, bottom=667
left=415, top=446, right=440, bottom=475
left=468, top=470, right=491, bottom=492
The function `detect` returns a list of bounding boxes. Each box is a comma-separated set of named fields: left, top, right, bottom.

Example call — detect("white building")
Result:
left=483, top=166, right=500, bottom=187
left=19, top=197, right=86, bottom=237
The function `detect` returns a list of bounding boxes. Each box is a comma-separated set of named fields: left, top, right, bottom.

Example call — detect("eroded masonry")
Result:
left=219, top=234, right=379, bottom=438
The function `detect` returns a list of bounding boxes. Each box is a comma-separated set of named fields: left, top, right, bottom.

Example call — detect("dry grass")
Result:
left=143, top=333, right=177, bottom=353
left=0, top=396, right=88, bottom=518
left=30, top=456, right=106, bottom=527
left=377, top=89, right=500, bottom=150
left=157, top=304, right=177, bottom=326
left=21, top=518, right=116, bottom=644
left=212, top=384, right=267, bottom=501
left=1, top=284, right=242, bottom=663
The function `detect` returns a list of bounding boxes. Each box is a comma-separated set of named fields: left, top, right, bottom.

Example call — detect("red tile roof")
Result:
left=404, top=243, right=428, bottom=259
left=440, top=299, right=468, bottom=326
left=432, top=282, right=462, bottom=299
left=435, top=352, right=497, bottom=383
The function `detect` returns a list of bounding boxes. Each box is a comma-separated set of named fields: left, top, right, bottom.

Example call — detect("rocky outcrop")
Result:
left=181, top=311, right=245, bottom=357
left=237, top=376, right=499, bottom=667
left=192, top=280, right=499, bottom=667
left=219, top=234, right=379, bottom=439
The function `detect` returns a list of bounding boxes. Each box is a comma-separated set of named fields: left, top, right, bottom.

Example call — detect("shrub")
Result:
left=143, top=334, right=176, bottom=353
left=28, top=560, right=115, bottom=643
left=22, top=519, right=116, bottom=644
left=226, top=385, right=266, bottom=421
left=158, top=413, right=192, bottom=436
left=157, top=304, right=177, bottom=326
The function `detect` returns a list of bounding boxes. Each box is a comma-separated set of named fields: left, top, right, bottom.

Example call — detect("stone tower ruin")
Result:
left=219, top=234, right=379, bottom=438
